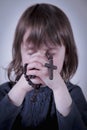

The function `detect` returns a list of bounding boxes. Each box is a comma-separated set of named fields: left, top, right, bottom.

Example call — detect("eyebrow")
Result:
left=23, top=42, right=58, bottom=51
left=47, top=47, right=58, bottom=50
left=25, top=47, right=35, bottom=52
left=23, top=43, right=35, bottom=50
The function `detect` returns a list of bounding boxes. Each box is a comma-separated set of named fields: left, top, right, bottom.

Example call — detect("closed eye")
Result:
left=27, top=50, right=36, bottom=55
left=47, top=51, right=56, bottom=56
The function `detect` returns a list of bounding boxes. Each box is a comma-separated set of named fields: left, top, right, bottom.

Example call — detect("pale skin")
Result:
left=8, top=30, right=72, bottom=117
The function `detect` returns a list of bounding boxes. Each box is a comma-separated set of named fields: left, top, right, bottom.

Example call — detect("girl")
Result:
left=0, top=3, right=87, bottom=130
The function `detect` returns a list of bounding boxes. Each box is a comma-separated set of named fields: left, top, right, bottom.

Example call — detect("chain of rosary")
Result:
left=23, top=63, right=41, bottom=102
left=23, top=55, right=57, bottom=102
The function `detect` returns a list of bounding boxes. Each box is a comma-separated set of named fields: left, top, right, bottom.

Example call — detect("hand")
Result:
left=26, top=52, right=64, bottom=91
left=26, top=52, right=48, bottom=85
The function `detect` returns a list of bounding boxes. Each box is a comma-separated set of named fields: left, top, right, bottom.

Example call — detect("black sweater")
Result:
left=0, top=82, right=87, bottom=130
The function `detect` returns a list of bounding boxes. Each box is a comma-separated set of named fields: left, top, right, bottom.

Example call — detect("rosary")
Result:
left=23, top=55, right=57, bottom=102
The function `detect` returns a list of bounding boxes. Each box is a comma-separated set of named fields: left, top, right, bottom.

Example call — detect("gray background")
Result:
left=0, top=0, right=87, bottom=100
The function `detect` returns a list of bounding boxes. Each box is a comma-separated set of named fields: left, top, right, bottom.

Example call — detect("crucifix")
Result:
left=45, top=55, right=57, bottom=80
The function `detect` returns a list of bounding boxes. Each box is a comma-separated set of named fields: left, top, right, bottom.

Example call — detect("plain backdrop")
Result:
left=0, top=0, right=87, bottom=100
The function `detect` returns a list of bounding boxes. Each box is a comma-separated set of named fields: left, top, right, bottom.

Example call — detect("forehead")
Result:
left=22, top=29, right=61, bottom=49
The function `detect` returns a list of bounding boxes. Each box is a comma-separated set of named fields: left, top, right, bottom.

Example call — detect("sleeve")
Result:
left=0, top=83, right=22, bottom=130
left=56, top=86, right=87, bottom=130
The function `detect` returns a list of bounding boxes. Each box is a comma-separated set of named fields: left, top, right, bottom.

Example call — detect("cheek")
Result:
left=21, top=54, right=30, bottom=66
left=54, top=56, right=65, bottom=73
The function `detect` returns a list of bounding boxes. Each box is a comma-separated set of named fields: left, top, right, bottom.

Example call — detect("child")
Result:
left=0, top=3, right=87, bottom=130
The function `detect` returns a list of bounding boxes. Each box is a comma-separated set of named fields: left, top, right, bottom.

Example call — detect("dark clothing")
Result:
left=0, top=82, right=87, bottom=130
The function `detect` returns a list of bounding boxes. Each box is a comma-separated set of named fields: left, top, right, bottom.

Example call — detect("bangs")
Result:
left=22, top=4, right=62, bottom=49
left=25, top=26, right=61, bottom=49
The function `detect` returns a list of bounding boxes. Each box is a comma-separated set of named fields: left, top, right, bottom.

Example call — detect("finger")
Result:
left=27, top=62, right=43, bottom=70
left=30, top=51, right=45, bottom=57
left=27, top=69, right=41, bottom=76
left=27, top=67, right=49, bottom=79
left=29, top=53, right=48, bottom=65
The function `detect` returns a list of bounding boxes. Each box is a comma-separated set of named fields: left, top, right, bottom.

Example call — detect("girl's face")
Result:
left=21, top=30, right=65, bottom=74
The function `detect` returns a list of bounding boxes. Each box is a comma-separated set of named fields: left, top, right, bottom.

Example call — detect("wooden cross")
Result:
left=45, top=55, right=57, bottom=80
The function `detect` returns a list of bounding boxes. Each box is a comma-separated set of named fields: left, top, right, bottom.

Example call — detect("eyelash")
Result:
left=27, top=51, right=35, bottom=55
left=27, top=51, right=55, bottom=56
left=48, top=52, right=55, bottom=56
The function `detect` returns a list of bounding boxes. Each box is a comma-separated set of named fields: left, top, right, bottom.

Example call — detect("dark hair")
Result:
left=7, top=3, right=78, bottom=82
